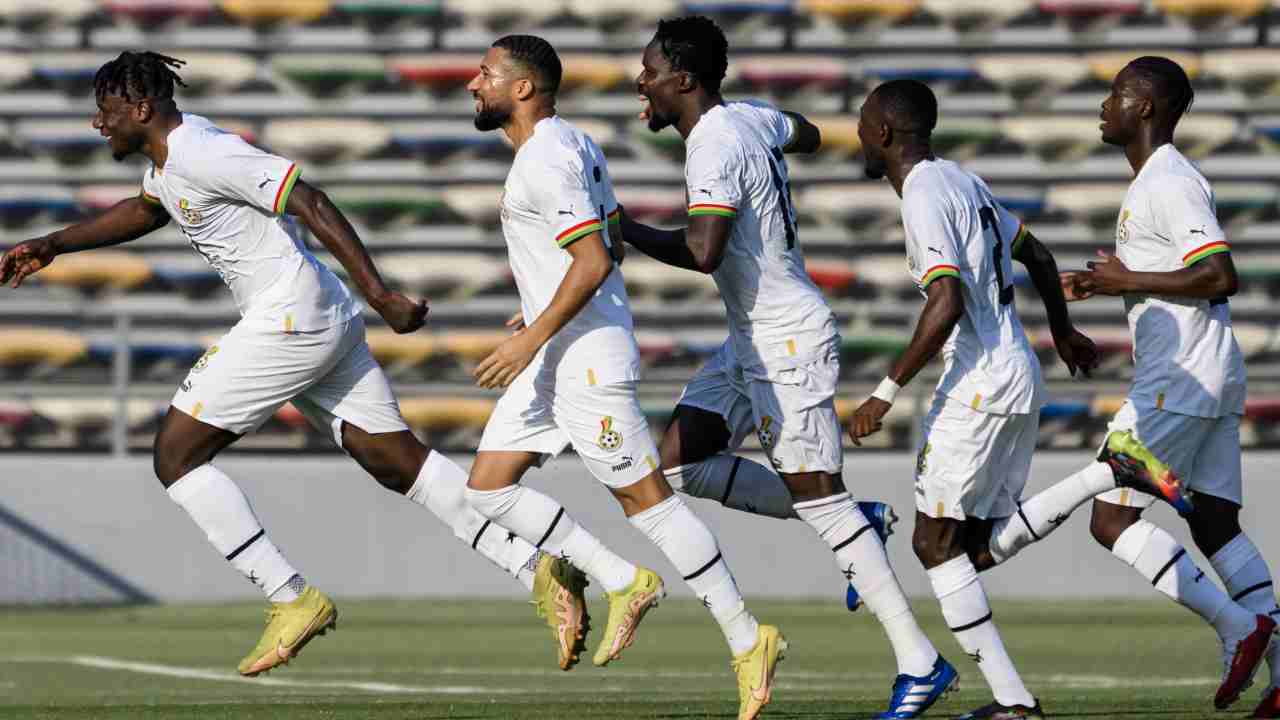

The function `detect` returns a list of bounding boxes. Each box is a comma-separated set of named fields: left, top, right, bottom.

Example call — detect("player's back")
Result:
left=900, top=158, right=1042, bottom=415
left=500, top=116, right=638, bottom=385
left=684, top=101, right=836, bottom=369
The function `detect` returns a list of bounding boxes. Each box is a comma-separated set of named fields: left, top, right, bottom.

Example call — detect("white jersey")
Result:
left=1115, top=143, right=1245, bottom=418
left=684, top=100, right=837, bottom=370
left=500, top=116, right=639, bottom=387
left=901, top=158, right=1044, bottom=415
left=142, top=113, right=357, bottom=333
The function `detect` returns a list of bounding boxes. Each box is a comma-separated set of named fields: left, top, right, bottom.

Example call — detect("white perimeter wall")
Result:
left=4, top=452, right=1280, bottom=603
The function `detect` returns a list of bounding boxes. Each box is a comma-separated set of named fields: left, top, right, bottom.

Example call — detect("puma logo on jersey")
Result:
left=696, top=188, right=713, bottom=196
left=1189, top=227, right=1207, bottom=236
left=928, top=246, right=942, bottom=255
left=258, top=177, right=275, bottom=189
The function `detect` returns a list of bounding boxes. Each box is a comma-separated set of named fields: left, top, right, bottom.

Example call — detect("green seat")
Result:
left=271, top=53, right=386, bottom=96
left=327, top=186, right=452, bottom=227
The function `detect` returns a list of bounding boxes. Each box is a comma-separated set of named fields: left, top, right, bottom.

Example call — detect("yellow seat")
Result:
left=799, top=0, right=921, bottom=22
left=1090, top=394, right=1128, bottom=417
left=220, top=0, right=333, bottom=23
left=808, top=115, right=861, bottom=156
left=38, top=250, right=153, bottom=291
left=365, top=329, right=438, bottom=366
left=560, top=54, right=629, bottom=92
left=0, top=328, right=89, bottom=367
left=1086, top=51, right=1202, bottom=84
left=398, top=397, right=495, bottom=432
left=1155, top=0, right=1266, bottom=20
left=439, top=332, right=509, bottom=363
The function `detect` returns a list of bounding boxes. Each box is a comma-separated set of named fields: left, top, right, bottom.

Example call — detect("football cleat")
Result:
left=593, top=566, right=665, bottom=666
left=1252, top=686, right=1280, bottom=718
left=956, top=698, right=1044, bottom=720
left=875, top=655, right=959, bottom=719
left=846, top=501, right=898, bottom=612
left=732, top=624, right=787, bottom=720
left=237, top=586, right=336, bottom=677
left=531, top=553, right=591, bottom=671
left=1217, top=614, right=1278, bottom=709
left=1097, top=430, right=1194, bottom=516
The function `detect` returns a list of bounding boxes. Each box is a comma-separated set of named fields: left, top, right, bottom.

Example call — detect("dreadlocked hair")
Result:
left=94, top=51, right=187, bottom=103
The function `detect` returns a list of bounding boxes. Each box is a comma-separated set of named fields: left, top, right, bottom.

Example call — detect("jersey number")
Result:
left=767, top=147, right=796, bottom=249
left=979, top=206, right=1014, bottom=306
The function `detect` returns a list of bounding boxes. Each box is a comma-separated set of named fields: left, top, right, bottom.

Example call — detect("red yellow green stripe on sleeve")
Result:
left=688, top=203, right=737, bottom=218
left=272, top=163, right=301, bottom=215
left=556, top=218, right=603, bottom=248
left=1183, top=240, right=1229, bottom=267
left=1011, top=223, right=1029, bottom=254
left=607, top=208, right=620, bottom=225
left=921, top=264, right=961, bottom=286
left=141, top=190, right=161, bottom=205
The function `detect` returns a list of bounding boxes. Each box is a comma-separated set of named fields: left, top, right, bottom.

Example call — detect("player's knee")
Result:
left=152, top=442, right=196, bottom=488
left=911, top=530, right=949, bottom=569
left=1187, top=504, right=1241, bottom=556
left=1089, top=509, right=1134, bottom=550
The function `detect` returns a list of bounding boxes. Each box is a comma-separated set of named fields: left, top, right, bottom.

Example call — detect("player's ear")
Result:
left=134, top=99, right=154, bottom=124
left=515, top=77, right=536, bottom=102
left=677, top=70, right=696, bottom=94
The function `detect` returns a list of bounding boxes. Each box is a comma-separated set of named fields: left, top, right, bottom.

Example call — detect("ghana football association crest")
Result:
left=178, top=198, right=203, bottom=224
left=1117, top=209, right=1130, bottom=244
left=192, top=345, right=218, bottom=373
left=597, top=416, right=622, bottom=451
left=757, top=415, right=776, bottom=449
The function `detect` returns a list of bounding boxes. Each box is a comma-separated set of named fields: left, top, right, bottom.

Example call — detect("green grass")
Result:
left=0, top=598, right=1244, bottom=719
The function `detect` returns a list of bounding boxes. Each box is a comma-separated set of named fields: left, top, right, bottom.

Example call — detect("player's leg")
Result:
left=291, top=321, right=542, bottom=592
left=559, top=380, right=782, bottom=719
left=659, top=343, right=796, bottom=520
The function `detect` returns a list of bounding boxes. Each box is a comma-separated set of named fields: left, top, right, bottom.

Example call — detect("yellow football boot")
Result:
left=593, top=566, right=665, bottom=666
left=237, top=586, right=336, bottom=677
left=531, top=553, right=591, bottom=671
left=732, top=624, right=787, bottom=720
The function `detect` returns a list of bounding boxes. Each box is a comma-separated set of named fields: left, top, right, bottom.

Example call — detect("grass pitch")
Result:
left=0, top=597, right=1243, bottom=719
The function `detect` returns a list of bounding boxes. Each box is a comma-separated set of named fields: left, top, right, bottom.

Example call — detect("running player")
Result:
left=622, top=17, right=952, bottom=719
left=973, top=57, right=1278, bottom=714
left=0, top=51, right=575, bottom=678
left=461, top=36, right=783, bottom=719
left=848, top=78, right=1202, bottom=720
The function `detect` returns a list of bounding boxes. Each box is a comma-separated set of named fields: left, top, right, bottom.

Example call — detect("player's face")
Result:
left=92, top=93, right=145, bottom=161
left=637, top=42, right=681, bottom=133
left=1100, top=69, right=1144, bottom=146
left=467, top=48, right=516, bottom=132
left=857, top=100, right=886, bottom=180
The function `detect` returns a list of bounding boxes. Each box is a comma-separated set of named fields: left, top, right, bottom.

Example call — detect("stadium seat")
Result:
left=621, top=257, right=719, bottom=300
left=1172, top=115, right=1238, bottom=158
left=13, top=120, right=105, bottom=164
left=0, top=399, right=33, bottom=436
left=371, top=252, right=511, bottom=298
left=808, top=115, right=861, bottom=156
left=1154, top=0, right=1267, bottom=25
left=270, top=53, right=387, bottom=96
left=860, top=55, right=976, bottom=85
left=1038, top=1, right=1144, bottom=24
left=840, top=333, right=910, bottom=377
left=327, top=186, right=452, bottom=228
left=0, top=186, right=78, bottom=227
left=798, top=0, right=922, bottom=26
left=260, top=119, right=392, bottom=164
left=35, top=250, right=153, bottom=292
left=974, top=54, right=1090, bottom=100
left=933, top=118, right=1003, bottom=157
left=801, top=183, right=902, bottom=230
left=1044, top=183, right=1129, bottom=228
left=849, top=256, right=915, bottom=296
left=566, top=0, right=681, bottom=27
left=806, top=260, right=859, bottom=296
left=438, top=332, right=509, bottom=364
left=149, top=254, right=224, bottom=295
left=1203, top=50, right=1280, bottom=96
left=612, top=187, right=687, bottom=225
left=219, top=0, right=334, bottom=25
left=30, top=52, right=114, bottom=95
left=398, top=397, right=494, bottom=432
left=103, top=1, right=216, bottom=25
left=443, top=0, right=562, bottom=29
left=1086, top=51, right=1202, bottom=85
left=735, top=55, right=850, bottom=95
left=75, top=185, right=144, bottom=214
left=1213, top=183, right=1275, bottom=226
left=560, top=54, right=630, bottom=93
left=921, top=0, right=1034, bottom=31
left=0, top=328, right=89, bottom=371
left=0, top=52, right=32, bottom=89
left=335, top=0, right=442, bottom=26
left=365, top=328, right=438, bottom=368
left=442, top=185, right=503, bottom=227
left=0, top=0, right=98, bottom=27
left=389, top=120, right=506, bottom=163
left=630, top=128, right=687, bottom=163
left=1000, top=117, right=1103, bottom=162
left=27, top=398, right=164, bottom=434
left=389, top=54, right=477, bottom=94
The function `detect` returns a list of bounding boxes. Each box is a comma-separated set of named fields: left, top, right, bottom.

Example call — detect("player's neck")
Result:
left=504, top=105, right=556, bottom=152
left=887, top=145, right=933, bottom=197
left=1125, top=128, right=1173, bottom=175
left=675, top=94, right=723, bottom=140
left=141, top=112, right=184, bottom=168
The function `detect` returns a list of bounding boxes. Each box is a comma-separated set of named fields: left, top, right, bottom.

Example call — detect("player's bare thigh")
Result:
left=152, top=406, right=241, bottom=487
left=659, top=404, right=732, bottom=469
left=338, top=422, right=429, bottom=495
left=913, top=512, right=971, bottom=569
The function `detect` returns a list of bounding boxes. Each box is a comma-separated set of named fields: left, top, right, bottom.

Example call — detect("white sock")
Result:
left=465, top=484, right=636, bottom=593
left=794, top=493, right=937, bottom=676
left=166, top=463, right=300, bottom=601
left=1112, top=520, right=1255, bottom=640
left=989, top=462, right=1114, bottom=565
left=929, top=555, right=1035, bottom=708
left=1210, top=533, right=1280, bottom=685
left=406, top=451, right=539, bottom=591
left=665, top=454, right=796, bottom=520
left=629, top=495, right=759, bottom=655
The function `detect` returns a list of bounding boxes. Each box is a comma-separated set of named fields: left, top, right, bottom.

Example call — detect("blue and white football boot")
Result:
left=875, top=655, right=960, bottom=719
left=845, top=501, right=899, bottom=612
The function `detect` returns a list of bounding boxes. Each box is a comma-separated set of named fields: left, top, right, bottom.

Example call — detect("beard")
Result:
left=646, top=107, right=673, bottom=133
left=863, top=159, right=885, bottom=180
left=473, top=103, right=510, bottom=132
left=108, top=132, right=142, bottom=162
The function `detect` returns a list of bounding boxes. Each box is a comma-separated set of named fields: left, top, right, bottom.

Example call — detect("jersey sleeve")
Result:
left=202, top=134, right=301, bottom=216
left=1152, top=175, right=1229, bottom=267
left=685, top=141, right=741, bottom=220
left=528, top=155, right=604, bottom=249
left=902, top=189, right=964, bottom=288
left=997, top=203, right=1030, bottom=255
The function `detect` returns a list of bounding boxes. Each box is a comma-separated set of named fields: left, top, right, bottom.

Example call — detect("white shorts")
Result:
left=478, top=373, right=660, bottom=489
left=1095, top=400, right=1243, bottom=509
left=172, top=315, right=408, bottom=441
left=914, top=393, right=1039, bottom=521
left=677, top=339, right=842, bottom=475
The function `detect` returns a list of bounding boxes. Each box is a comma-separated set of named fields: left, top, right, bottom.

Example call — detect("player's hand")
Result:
left=1051, top=326, right=1099, bottom=378
left=474, top=331, right=539, bottom=389
left=505, top=310, right=525, bottom=335
left=1083, top=251, right=1132, bottom=296
left=0, top=238, right=56, bottom=289
left=1059, top=271, right=1095, bottom=302
left=372, top=291, right=429, bottom=334
left=848, top=397, right=891, bottom=447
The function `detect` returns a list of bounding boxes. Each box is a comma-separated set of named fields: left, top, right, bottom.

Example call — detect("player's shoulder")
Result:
left=174, top=114, right=258, bottom=167
left=1141, top=147, right=1212, bottom=199
left=514, top=118, right=591, bottom=178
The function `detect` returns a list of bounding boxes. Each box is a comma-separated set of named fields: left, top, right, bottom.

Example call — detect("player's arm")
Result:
left=285, top=179, right=427, bottom=334
left=616, top=209, right=730, bottom=274
left=474, top=232, right=613, bottom=389
left=1082, top=250, right=1237, bottom=299
left=850, top=276, right=963, bottom=446
left=781, top=111, right=821, bottom=154
left=0, top=195, right=169, bottom=288
left=1013, top=228, right=1098, bottom=377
